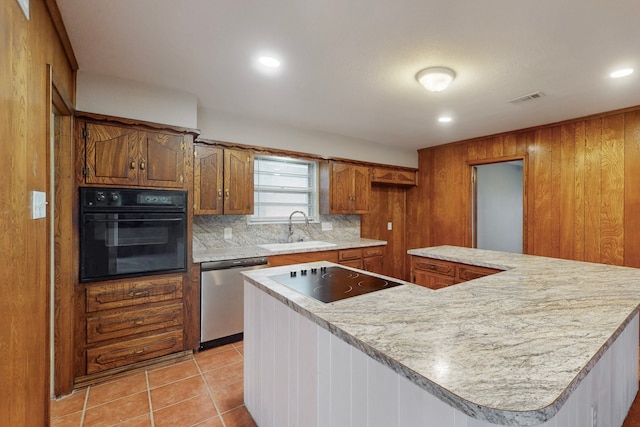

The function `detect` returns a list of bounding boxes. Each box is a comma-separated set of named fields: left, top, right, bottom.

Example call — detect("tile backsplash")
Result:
left=193, top=214, right=361, bottom=251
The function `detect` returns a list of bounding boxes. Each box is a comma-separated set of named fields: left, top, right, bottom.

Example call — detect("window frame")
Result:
left=249, top=154, right=320, bottom=225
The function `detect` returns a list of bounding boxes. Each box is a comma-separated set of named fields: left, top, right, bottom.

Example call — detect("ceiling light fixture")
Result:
left=610, top=68, right=634, bottom=79
left=258, top=56, right=281, bottom=68
left=438, top=116, right=453, bottom=123
left=416, top=67, right=456, bottom=92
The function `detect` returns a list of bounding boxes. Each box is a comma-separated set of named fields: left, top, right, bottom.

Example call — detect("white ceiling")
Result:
left=57, top=0, right=640, bottom=151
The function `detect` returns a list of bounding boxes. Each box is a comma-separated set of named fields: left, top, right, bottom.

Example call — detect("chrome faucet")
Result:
left=288, top=210, right=309, bottom=242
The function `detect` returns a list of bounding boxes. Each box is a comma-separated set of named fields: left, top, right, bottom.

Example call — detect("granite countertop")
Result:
left=192, top=237, right=386, bottom=263
left=242, top=245, right=640, bottom=425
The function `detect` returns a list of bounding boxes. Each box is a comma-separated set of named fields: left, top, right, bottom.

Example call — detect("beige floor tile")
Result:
left=222, top=405, right=257, bottom=427
left=210, top=379, right=244, bottom=413
left=50, top=411, right=82, bottom=427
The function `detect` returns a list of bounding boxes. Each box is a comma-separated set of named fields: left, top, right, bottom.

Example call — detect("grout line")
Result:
left=145, top=371, right=155, bottom=427
left=194, top=355, right=227, bottom=427
left=79, top=386, right=90, bottom=427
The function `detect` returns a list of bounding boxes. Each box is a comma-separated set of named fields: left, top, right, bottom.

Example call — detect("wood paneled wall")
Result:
left=407, top=106, right=640, bottom=268
left=1, top=0, right=75, bottom=424
left=361, top=185, right=408, bottom=280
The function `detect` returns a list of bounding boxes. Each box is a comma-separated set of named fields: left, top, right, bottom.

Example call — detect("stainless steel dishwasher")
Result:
left=200, top=256, right=268, bottom=350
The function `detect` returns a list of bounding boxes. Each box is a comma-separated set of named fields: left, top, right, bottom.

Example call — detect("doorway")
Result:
left=471, top=158, right=525, bottom=254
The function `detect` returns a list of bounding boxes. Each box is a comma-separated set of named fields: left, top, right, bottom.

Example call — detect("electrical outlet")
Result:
left=387, top=222, right=393, bottom=231
left=223, top=227, right=232, bottom=239
left=321, top=222, right=333, bottom=231
left=591, top=403, right=597, bottom=427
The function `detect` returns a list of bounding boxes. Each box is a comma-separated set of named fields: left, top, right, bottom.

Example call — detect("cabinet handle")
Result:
left=130, top=159, right=136, bottom=170
left=133, top=348, right=146, bottom=355
left=128, top=290, right=150, bottom=298
left=217, top=189, right=223, bottom=199
left=225, top=189, right=230, bottom=199
left=139, top=159, right=146, bottom=171
left=428, top=265, right=436, bottom=270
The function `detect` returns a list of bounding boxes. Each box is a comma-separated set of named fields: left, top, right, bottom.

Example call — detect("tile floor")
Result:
left=50, top=341, right=256, bottom=427
left=51, top=341, right=640, bottom=427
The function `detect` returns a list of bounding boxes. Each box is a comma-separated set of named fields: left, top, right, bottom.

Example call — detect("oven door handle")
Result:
left=83, top=217, right=184, bottom=223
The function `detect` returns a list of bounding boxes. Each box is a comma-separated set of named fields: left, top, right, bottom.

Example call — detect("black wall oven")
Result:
left=80, top=187, right=187, bottom=283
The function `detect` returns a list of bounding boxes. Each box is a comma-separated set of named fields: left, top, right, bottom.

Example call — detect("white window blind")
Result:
left=250, top=155, right=319, bottom=224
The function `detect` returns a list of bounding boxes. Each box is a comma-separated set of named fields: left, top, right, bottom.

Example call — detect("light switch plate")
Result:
left=31, top=191, right=46, bottom=219
left=387, top=222, right=393, bottom=231
left=321, top=222, right=333, bottom=231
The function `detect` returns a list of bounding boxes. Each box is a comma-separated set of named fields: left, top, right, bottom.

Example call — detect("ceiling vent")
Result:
left=507, top=91, right=545, bottom=104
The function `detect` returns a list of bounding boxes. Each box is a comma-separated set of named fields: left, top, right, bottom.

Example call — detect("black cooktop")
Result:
left=268, top=266, right=403, bottom=303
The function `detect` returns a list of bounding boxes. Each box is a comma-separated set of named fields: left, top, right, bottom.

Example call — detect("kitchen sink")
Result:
left=257, top=241, right=337, bottom=251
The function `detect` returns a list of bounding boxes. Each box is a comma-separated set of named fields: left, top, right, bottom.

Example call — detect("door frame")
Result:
left=468, top=154, right=528, bottom=254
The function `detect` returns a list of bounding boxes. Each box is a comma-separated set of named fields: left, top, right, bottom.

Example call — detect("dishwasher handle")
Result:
left=201, top=257, right=268, bottom=271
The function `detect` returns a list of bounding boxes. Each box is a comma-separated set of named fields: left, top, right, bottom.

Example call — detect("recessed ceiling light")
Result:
left=610, top=68, right=634, bottom=79
left=438, top=116, right=453, bottom=123
left=258, top=56, right=281, bottom=68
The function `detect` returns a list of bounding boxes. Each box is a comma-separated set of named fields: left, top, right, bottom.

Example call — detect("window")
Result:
left=250, top=155, right=319, bottom=224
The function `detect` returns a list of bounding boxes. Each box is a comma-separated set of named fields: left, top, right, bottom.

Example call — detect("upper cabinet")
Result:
left=80, top=121, right=190, bottom=189
left=193, top=144, right=254, bottom=215
left=371, top=167, right=417, bottom=186
left=321, top=161, right=371, bottom=214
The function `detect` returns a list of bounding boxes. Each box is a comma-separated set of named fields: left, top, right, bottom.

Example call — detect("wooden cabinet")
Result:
left=268, top=250, right=339, bottom=267
left=193, top=145, right=254, bottom=215
left=371, top=167, right=417, bottom=186
left=81, top=121, right=189, bottom=188
left=80, top=275, right=185, bottom=375
left=267, top=246, right=385, bottom=275
left=410, top=256, right=501, bottom=290
left=321, top=161, right=370, bottom=214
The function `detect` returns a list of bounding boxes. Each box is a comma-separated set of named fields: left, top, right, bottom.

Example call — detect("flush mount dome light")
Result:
left=416, top=67, right=456, bottom=92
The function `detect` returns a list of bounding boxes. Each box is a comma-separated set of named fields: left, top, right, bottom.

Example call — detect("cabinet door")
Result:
left=363, top=256, right=384, bottom=274
left=84, top=123, right=138, bottom=186
left=413, top=270, right=454, bottom=290
left=194, top=145, right=223, bottom=214
left=352, top=165, right=371, bottom=213
left=330, top=162, right=354, bottom=213
left=139, top=132, right=186, bottom=188
left=224, top=149, right=254, bottom=214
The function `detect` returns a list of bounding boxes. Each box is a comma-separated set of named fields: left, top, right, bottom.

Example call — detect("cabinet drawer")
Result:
left=86, top=330, right=183, bottom=374
left=413, top=270, right=455, bottom=289
left=340, top=259, right=363, bottom=269
left=86, top=303, right=184, bottom=344
left=86, top=276, right=183, bottom=312
left=339, top=248, right=363, bottom=261
left=456, top=265, right=501, bottom=283
left=413, top=258, right=454, bottom=276
left=363, top=246, right=384, bottom=258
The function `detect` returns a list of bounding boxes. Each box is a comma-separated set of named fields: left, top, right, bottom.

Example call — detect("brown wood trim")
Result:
left=76, top=111, right=201, bottom=136
left=73, top=350, right=192, bottom=389
left=419, top=103, right=640, bottom=153
left=196, top=138, right=418, bottom=172
left=44, top=0, right=79, bottom=70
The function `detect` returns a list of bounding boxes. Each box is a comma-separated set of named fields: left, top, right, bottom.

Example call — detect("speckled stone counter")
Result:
left=192, top=238, right=386, bottom=263
left=242, top=246, right=640, bottom=426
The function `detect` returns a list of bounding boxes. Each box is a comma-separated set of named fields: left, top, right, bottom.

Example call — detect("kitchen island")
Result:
left=241, top=246, right=640, bottom=426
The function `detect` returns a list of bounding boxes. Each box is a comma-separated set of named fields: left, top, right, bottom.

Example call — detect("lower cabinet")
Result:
left=77, top=274, right=186, bottom=378
left=410, top=256, right=501, bottom=290
left=267, top=246, right=385, bottom=275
